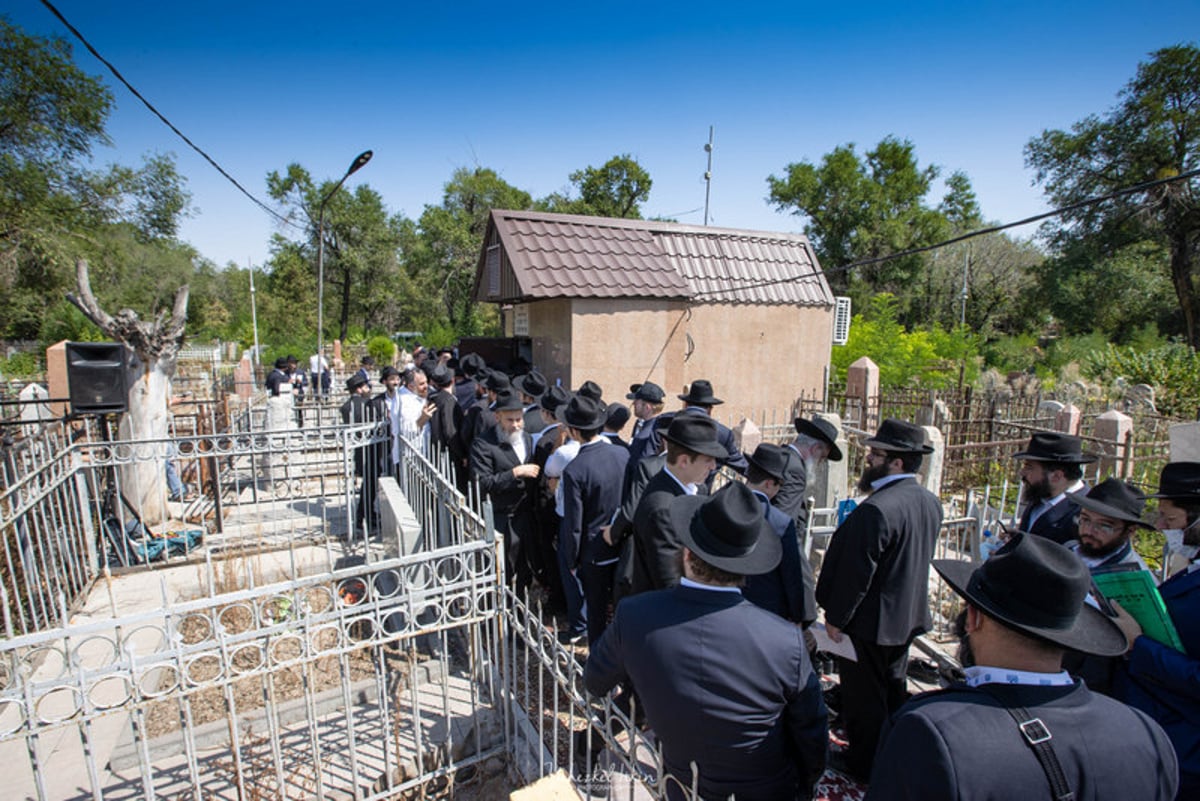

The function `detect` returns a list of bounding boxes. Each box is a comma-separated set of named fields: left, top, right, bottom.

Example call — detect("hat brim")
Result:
left=672, top=494, right=781, bottom=576
left=677, top=393, right=724, bottom=405
left=861, top=437, right=934, bottom=455
left=1011, top=450, right=1099, bottom=464
left=794, top=418, right=843, bottom=461
left=1068, top=490, right=1155, bottom=530
left=661, top=431, right=728, bottom=460
left=933, top=559, right=1127, bottom=657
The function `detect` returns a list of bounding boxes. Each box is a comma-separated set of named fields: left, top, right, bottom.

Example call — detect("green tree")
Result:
left=410, top=167, right=533, bottom=335
left=541, top=154, right=652, bottom=218
left=1026, top=44, right=1200, bottom=347
left=266, top=164, right=407, bottom=343
left=766, top=137, right=955, bottom=324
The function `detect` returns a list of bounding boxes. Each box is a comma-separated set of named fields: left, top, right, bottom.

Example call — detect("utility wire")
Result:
left=40, top=0, right=297, bottom=230
left=693, top=166, right=1200, bottom=300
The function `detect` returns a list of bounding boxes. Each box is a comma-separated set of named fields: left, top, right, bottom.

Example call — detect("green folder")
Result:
left=1093, top=569, right=1185, bottom=652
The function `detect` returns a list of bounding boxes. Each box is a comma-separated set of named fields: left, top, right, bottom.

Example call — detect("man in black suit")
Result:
left=469, top=390, right=540, bottom=593
left=773, top=415, right=843, bottom=527
left=340, top=373, right=384, bottom=538
left=627, top=415, right=727, bottom=597
left=600, top=402, right=631, bottom=450
left=675, top=379, right=749, bottom=476
left=559, top=395, right=630, bottom=644
left=453, top=353, right=484, bottom=411
left=815, top=418, right=943, bottom=782
left=868, top=533, right=1178, bottom=801
left=585, top=483, right=828, bottom=801
left=1013, top=432, right=1096, bottom=544
left=625, top=382, right=665, bottom=463
left=530, top=386, right=571, bottom=614
left=514, top=370, right=548, bottom=438
left=425, top=363, right=467, bottom=490
left=741, top=443, right=817, bottom=627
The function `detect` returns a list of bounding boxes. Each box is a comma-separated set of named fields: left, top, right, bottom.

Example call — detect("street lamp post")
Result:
left=316, top=150, right=373, bottom=377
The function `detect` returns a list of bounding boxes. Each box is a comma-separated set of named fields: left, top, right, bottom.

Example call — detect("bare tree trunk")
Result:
left=67, top=259, right=189, bottom=527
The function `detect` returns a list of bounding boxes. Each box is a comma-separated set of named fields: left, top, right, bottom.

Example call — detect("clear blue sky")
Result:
left=10, top=1, right=1200, bottom=269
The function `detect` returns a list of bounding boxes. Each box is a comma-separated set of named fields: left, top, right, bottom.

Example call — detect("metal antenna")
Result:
left=703, top=126, right=714, bottom=226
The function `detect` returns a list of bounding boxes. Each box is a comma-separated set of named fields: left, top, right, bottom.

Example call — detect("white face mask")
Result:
left=1163, top=519, right=1200, bottom=562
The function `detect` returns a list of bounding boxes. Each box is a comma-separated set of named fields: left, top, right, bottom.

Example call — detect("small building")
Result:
left=472, top=209, right=836, bottom=424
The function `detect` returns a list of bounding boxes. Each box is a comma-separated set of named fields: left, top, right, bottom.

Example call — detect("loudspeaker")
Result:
left=66, top=342, right=131, bottom=415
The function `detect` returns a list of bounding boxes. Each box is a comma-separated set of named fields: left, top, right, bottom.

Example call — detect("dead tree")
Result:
left=67, top=259, right=189, bottom=526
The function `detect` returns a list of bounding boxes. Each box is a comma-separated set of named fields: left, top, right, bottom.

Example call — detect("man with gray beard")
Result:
left=773, top=416, right=843, bottom=531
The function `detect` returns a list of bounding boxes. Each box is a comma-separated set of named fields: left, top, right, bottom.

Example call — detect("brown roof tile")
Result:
left=480, top=210, right=833, bottom=306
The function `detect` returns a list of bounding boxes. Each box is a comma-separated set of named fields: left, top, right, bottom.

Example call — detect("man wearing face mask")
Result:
left=1111, top=462, right=1200, bottom=801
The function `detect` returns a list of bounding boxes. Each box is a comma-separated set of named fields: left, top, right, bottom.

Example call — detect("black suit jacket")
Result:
left=559, top=440, right=629, bottom=568
left=427, top=388, right=465, bottom=465
left=585, top=585, right=828, bottom=801
left=629, top=468, right=691, bottom=596
left=339, top=394, right=384, bottom=476
left=468, top=425, right=534, bottom=515
left=771, top=443, right=810, bottom=524
left=868, top=681, right=1178, bottom=801
left=743, top=490, right=817, bottom=626
left=815, top=477, right=943, bottom=646
left=1020, top=494, right=1082, bottom=544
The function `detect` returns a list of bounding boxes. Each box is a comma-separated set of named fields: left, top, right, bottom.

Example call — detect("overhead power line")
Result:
left=39, top=0, right=297, bottom=230
left=692, top=166, right=1200, bottom=300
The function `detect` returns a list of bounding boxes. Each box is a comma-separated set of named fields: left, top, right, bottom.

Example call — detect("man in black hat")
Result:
left=868, top=533, right=1177, bottom=800
left=425, top=363, right=467, bottom=489
left=628, top=415, right=728, bottom=597
left=355, top=355, right=375, bottom=390
left=815, top=418, right=943, bottom=782
left=559, top=395, right=630, bottom=644
left=676, top=379, right=749, bottom=477
left=265, top=356, right=290, bottom=396
left=1113, top=462, right=1200, bottom=800
left=741, top=443, right=817, bottom=627
left=626, top=382, right=666, bottom=463
left=454, top=352, right=485, bottom=411
left=585, top=483, right=828, bottom=801
left=529, top=386, right=572, bottom=613
left=513, top=370, right=548, bottom=437
left=370, top=365, right=405, bottom=477
left=1013, top=431, right=1096, bottom=544
left=601, top=402, right=631, bottom=450
left=340, top=373, right=384, bottom=537
left=774, top=414, right=844, bottom=529
left=1065, top=478, right=1154, bottom=572
left=469, top=390, right=540, bottom=593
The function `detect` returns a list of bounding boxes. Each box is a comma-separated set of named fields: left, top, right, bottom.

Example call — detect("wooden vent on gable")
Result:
left=486, top=245, right=501, bottom=297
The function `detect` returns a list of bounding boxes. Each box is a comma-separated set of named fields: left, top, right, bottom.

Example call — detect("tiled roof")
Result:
left=483, top=210, right=833, bottom=306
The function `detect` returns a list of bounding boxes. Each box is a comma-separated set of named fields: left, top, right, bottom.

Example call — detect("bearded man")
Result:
left=1013, top=432, right=1096, bottom=544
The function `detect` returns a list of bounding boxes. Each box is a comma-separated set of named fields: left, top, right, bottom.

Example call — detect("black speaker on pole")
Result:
left=66, top=342, right=131, bottom=415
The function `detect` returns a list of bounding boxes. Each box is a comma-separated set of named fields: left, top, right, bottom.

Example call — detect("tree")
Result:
left=266, top=164, right=407, bottom=343
left=410, top=167, right=533, bottom=334
left=541, top=154, right=653, bottom=218
left=1026, top=44, right=1200, bottom=348
left=766, top=137, right=953, bottom=324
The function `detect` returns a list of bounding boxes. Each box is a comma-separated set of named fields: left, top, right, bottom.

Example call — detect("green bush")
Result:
left=832, top=294, right=982, bottom=389
left=366, top=336, right=396, bottom=365
left=1083, top=341, right=1200, bottom=419
left=1, top=350, right=43, bottom=378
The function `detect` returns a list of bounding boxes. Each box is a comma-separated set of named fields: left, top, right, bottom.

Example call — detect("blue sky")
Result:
left=10, top=1, right=1200, bottom=269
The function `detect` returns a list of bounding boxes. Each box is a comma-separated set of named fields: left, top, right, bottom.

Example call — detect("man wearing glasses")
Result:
left=1065, top=478, right=1153, bottom=572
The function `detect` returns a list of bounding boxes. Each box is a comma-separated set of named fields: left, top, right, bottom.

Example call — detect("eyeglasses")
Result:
left=1075, top=514, right=1120, bottom=538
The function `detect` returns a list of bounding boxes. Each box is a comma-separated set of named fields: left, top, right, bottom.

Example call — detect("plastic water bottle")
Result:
left=980, top=530, right=1001, bottom=561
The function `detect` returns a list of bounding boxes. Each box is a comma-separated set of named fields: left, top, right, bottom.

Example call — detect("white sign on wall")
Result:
left=513, top=305, right=530, bottom=336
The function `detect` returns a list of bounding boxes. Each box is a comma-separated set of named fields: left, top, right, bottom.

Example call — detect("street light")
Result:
left=316, top=149, right=373, bottom=377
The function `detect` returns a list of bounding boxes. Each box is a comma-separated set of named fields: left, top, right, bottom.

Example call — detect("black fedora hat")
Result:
left=491, top=390, right=525, bottom=413
left=605, top=403, right=631, bottom=430
left=274, top=356, right=289, bottom=369
left=746, top=443, right=790, bottom=483
left=514, top=371, right=548, bottom=399
left=794, top=416, right=843, bottom=462
left=380, top=365, right=401, bottom=380
left=934, top=533, right=1127, bottom=656
left=428, top=363, right=453, bottom=388
left=345, top=373, right=368, bottom=392
left=660, top=415, right=727, bottom=460
left=1149, top=462, right=1200, bottom=501
left=562, top=394, right=608, bottom=430
left=862, top=418, right=933, bottom=454
left=578, top=380, right=604, bottom=402
left=627, top=381, right=665, bottom=403
left=678, top=379, right=723, bottom=406
left=539, top=385, right=570, bottom=415
left=458, top=352, right=486, bottom=378
left=485, top=371, right=511, bottom=393
left=1069, top=478, right=1153, bottom=530
left=672, top=482, right=780, bottom=575
left=1012, top=432, right=1097, bottom=464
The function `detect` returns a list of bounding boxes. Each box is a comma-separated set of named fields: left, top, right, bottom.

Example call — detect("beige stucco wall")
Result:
left=519, top=298, right=832, bottom=426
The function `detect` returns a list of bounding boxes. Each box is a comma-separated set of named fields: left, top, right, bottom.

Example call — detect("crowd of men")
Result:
left=332, top=349, right=1193, bottom=801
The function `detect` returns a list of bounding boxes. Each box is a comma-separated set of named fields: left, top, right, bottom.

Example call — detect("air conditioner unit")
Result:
left=832, top=296, right=851, bottom=345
